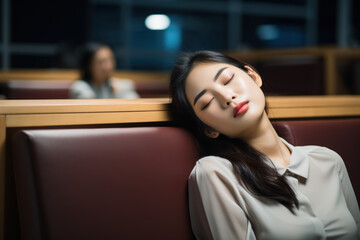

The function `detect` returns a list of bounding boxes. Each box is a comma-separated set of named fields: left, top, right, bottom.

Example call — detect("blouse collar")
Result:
left=270, top=138, right=310, bottom=179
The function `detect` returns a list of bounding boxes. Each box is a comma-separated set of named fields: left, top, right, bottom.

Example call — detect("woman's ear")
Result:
left=204, top=127, right=220, bottom=139
left=244, top=65, right=262, bottom=87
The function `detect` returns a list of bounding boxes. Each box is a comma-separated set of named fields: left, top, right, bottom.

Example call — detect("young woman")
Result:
left=70, top=43, right=139, bottom=99
left=170, top=51, right=360, bottom=239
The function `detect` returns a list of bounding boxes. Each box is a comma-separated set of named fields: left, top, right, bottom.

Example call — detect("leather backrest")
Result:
left=12, top=127, right=198, bottom=240
left=6, top=80, right=72, bottom=99
left=134, top=82, right=169, bottom=98
left=12, top=119, right=360, bottom=239
left=273, top=118, right=360, bottom=202
left=6, top=80, right=171, bottom=99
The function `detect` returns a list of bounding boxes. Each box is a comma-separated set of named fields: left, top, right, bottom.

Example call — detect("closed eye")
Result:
left=201, top=97, right=214, bottom=110
left=224, top=73, right=235, bottom=85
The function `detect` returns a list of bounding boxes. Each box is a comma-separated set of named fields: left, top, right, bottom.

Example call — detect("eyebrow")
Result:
left=193, top=67, right=228, bottom=106
left=193, top=89, right=207, bottom=106
left=214, top=67, right=228, bottom=81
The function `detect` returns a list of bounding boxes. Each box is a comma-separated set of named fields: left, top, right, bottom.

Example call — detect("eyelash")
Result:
left=224, top=73, right=235, bottom=85
left=201, top=97, right=214, bottom=110
left=200, top=73, right=235, bottom=110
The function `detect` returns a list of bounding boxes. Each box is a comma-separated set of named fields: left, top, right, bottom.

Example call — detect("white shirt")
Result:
left=188, top=139, right=360, bottom=240
left=70, top=78, right=139, bottom=99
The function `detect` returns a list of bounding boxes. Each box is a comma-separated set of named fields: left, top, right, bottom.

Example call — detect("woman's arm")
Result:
left=188, top=156, right=255, bottom=240
left=335, top=152, right=360, bottom=238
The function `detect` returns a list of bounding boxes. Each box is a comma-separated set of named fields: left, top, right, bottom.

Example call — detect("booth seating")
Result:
left=5, top=80, right=169, bottom=99
left=6, top=80, right=73, bottom=99
left=134, top=82, right=170, bottom=98
left=12, top=127, right=199, bottom=240
left=11, top=119, right=360, bottom=240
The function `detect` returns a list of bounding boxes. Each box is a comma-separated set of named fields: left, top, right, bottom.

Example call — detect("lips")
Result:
left=233, top=101, right=249, bottom=117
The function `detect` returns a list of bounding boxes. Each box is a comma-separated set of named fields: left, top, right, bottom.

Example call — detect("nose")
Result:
left=213, top=87, right=237, bottom=108
left=227, top=96, right=237, bottom=106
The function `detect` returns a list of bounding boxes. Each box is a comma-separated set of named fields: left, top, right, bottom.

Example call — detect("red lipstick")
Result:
left=233, top=101, right=249, bottom=117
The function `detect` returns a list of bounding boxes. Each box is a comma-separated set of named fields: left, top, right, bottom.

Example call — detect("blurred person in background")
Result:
left=70, top=42, right=139, bottom=99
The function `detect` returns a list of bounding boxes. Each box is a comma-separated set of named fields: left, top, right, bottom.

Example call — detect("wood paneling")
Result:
left=1, top=96, right=359, bottom=127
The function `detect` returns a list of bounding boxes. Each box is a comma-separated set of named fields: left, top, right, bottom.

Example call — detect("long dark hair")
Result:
left=79, top=42, right=110, bottom=83
left=170, top=51, right=299, bottom=212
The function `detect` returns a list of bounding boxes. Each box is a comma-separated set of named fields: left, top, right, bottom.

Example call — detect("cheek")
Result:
left=232, top=80, right=246, bottom=93
left=91, top=60, right=100, bottom=70
left=241, top=79, right=265, bottom=103
left=195, top=106, right=225, bottom=130
left=94, top=65, right=101, bottom=72
left=105, top=59, right=114, bottom=70
left=251, top=85, right=266, bottom=107
left=91, top=64, right=99, bottom=75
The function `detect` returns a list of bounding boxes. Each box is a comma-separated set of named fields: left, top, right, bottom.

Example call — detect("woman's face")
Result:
left=185, top=62, right=266, bottom=139
left=91, top=46, right=115, bottom=84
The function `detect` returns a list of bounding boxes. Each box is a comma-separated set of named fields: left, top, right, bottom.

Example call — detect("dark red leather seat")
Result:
left=134, top=82, right=169, bottom=98
left=5, top=80, right=170, bottom=99
left=11, top=119, right=360, bottom=239
left=12, top=127, right=198, bottom=240
left=6, top=80, right=72, bottom=99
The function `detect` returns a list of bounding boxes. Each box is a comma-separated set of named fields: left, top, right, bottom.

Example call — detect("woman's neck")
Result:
left=244, top=114, right=291, bottom=167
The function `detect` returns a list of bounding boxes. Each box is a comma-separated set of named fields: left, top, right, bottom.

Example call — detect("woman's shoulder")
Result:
left=296, top=145, right=345, bottom=170
left=298, top=144, right=341, bottom=158
left=70, top=80, right=95, bottom=98
left=71, top=80, right=91, bottom=89
left=197, top=155, right=233, bottom=169
left=282, top=138, right=341, bottom=162
left=190, top=156, right=236, bottom=181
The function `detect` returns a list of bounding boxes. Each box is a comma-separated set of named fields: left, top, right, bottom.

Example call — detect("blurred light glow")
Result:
left=165, top=22, right=181, bottom=50
left=145, top=14, right=171, bottom=30
left=257, top=24, right=279, bottom=41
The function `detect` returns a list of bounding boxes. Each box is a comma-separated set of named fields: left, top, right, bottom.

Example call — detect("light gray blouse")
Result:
left=70, top=79, right=139, bottom=99
left=188, top=139, right=360, bottom=240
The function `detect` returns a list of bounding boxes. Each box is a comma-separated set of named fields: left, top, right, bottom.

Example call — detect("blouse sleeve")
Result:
left=335, top=152, right=360, bottom=238
left=188, top=156, right=255, bottom=240
left=110, top=78, right=140, bottom=99
left=69, top=80, right=96, bottom=99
